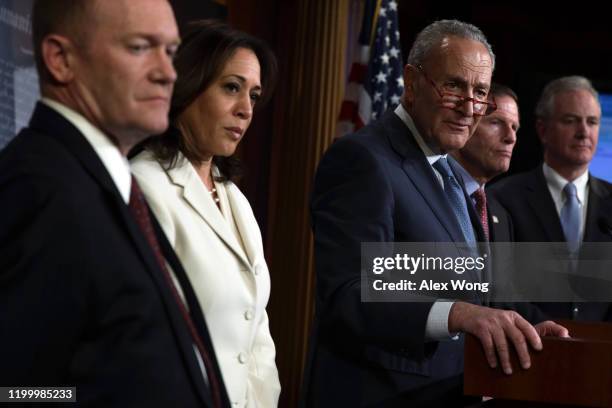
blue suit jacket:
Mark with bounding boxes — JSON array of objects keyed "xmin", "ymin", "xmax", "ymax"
[{"xmin": 304, "ymin": 111, "xmax": 485, "ymax": 407}]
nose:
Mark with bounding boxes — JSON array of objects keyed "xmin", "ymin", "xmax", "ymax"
[
  {"xmin": 235, "ymin": 92, "xmax": 253, "ymax": 121},
  {"xmin": 575, "ymin": 119, "xmax": 588, "ymax": 139},
  {"xmin": 455, "ymin": 95, "xmax": 475, "ymax": 117},
  {"xmin": 151, "ymin": 48, "xmax": 177, "ymax": 85},
  {"xmin": 503, "ymin": 126, "xmax": 517, "ymax": 145}
]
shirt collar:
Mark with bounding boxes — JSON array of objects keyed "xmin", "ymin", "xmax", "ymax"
[
  {"xmin": 542, "ymin": 162, "xmax": 589, "ymax": 205},
  {"xmin": 41, "ymin": 97, "xmax": 132, "ymax": 203},
  {"xmin": 394, "ymin": 103, "xmax": 444, "ymax": 165},
  {"xmin": 449, "ymin": 156, "xmax": 482, "ymax": 197}
]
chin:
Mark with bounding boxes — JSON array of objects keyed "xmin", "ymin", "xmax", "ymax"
[
  {"xmin": 222, "ymin": 142, "xmax": 240, "ymax": 156},
  {"xmin": 142, "ymin": 121, "xmax": 170, "ymax": 136},
  {"xmin": 495, "ymin": 165, "xmax": 509, "ymax": 175}
]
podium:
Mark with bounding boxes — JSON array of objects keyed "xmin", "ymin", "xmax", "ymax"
[{"xmin": 464, "ymin": 320, "xmax": 612, "ymax": 407}]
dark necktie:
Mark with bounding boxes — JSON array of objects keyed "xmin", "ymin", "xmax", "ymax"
[
  {"xmin": 472, "ymin": 188, "xmax": 489, "ymax": 241},
  {"xmin": 433, "ymin": 157, "xmax": 476, "ymax": 243},
  {"xmin": 129, "ymin": 177, "xmax": 222, "ymax": 408}
]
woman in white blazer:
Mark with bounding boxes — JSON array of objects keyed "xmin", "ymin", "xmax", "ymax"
[{"xmin": 131, "ymin": 20, "xmax": 280, "ymax": 407}]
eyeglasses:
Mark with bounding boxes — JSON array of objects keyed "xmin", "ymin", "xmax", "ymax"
[{"xmin": 416, "ymin": 64, "xmax": 497, "ymax": 116}]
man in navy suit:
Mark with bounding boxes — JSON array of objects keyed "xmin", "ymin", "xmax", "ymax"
[
  {"xmin": 451, "ymin": 83, "xmax": 520, "ymax": 243},
  {"xmin": 491, "ymin": 76, "xmax": 612, "ymax": 323},
  {"xmin": 450, "ymin": 84, "xmax": 543, "ymax": 317},
  {"xmin": 305, "ymin": 20, "xmax": 565, "ymax": 407},
  {"xmin": 0, "ymin": 1, "xmax": 228, "ymax": 406}
]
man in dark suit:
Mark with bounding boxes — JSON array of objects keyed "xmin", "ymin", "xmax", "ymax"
[
  {"xmin": 491, "ymin": 76, "xmax": 612, "ymax": 322},
  {"xmin": 450, "ymin": 84, "xmax": 542, "ymax": 315},
  {"xmin": 451, "ymin": 83, "xmax": 520, "ymax": 243},
  {"xmin": 305, "ymin": 20, "xmax": 564, "ymax": 407},
  {"xmin": 0, "ymin": 1, "xmax": 229, "ymax": 406}
]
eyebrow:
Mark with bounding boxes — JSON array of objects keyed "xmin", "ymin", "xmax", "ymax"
[
  {"xmin": 124, "ymin": 33, "xmax": 181, "ymax": 46},
  {"xmin": 561, "ymin": 113, "xmax": 600, "ymax": 120},
  {"xmin": 446, "ymin": 75, "xmax": 489, "ymax": 91}
]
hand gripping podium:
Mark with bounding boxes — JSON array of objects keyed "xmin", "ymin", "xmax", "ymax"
[{"xmin": 464, "ymin": 320, "xmax": 612, "ymax": 407}]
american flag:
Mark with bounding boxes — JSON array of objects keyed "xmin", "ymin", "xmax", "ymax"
[{"xmin": 336, "ymin": 0, "xmax": 403, "ymax": 138}]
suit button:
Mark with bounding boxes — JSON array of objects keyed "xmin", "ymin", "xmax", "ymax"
[
  {"xmin": 238, "ymin": 352, "xmax": 248, "ymax": 364},
  {"xmin": 573, "ymin": 306, "xmax": 579, "ymax": 317},
  {"xmin": 244, "ymin": 310, "xmax": 254, "ymax": 320},
  {"xmin": 254, "ymin": 266, "xmax": 261, "ymax": 276}
]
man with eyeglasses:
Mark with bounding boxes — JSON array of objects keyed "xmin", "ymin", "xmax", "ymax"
[
  {"xmin": 491, "ymin": 76, "xmax": 612, "ymax": 323},
  {"xmin": 305, "ymin": 20, "xmax": 566, "ymax": 407}
]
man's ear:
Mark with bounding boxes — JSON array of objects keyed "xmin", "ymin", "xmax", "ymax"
[
  {"xmin": 402, "ymin": 64, "xmax": 417, "ymax": 106},
  {"xmin": 41, "ymin": 34, "xmax": 76, "ymax": 84}
]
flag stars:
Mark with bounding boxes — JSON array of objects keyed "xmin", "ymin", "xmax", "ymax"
[{"xmin": 349, "ymin": 0, "xmax": 402, "ymax": 126}]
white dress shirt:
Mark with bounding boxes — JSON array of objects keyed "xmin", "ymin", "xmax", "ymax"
[{"xmin": 41, "ymin": 98, "xmax": 131, "ymax": 203}]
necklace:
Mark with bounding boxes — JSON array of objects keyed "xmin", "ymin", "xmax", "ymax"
[{"xmin": 206, "ymin": 183, "xmax": 220, "ymax": 203}]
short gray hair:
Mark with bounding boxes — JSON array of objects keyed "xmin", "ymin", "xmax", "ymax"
[
  {"xmin": 535, "ymin": 76, "xmax": 600, "ymax": 119},
  {"xmin": 407, "ymin": 19, "xmax": 495, "ymax": 71}
]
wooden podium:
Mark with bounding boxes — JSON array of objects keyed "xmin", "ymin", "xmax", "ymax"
[{"xmin": 464, "ymin": 320, "xmax": 612, "ymax": 407}]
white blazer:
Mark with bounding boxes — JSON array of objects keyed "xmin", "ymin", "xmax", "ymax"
[{"xmin": 131, "ymin": 150, "xmax": 280, "ymax": 407}]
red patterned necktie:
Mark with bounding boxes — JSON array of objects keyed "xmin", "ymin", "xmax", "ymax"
[
  {"xmin": 472, "ymin": 188, "xmax": 489, "ymax": 241},
  {"xmin": 128, "ymin": 177, "xmax": 222, "ymax": 408}
]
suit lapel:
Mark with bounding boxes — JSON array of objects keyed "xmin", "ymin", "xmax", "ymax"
[
  {"xmin": 448, "ymin": 157, "xmax": 487, "ymax": 243},
  {"xmin": 117, "ymin": 201, "xmax": 214, "ymax": 407},
  {"xmin": 584, "ymin": 175, "xmax": 612, "ymax": 241},
  {"xmin": 225, "ymin": 184, "xmax": 258, "ymax": 266},
  {"xmin": 29, "ymin": 103, "xmax": 213, "ymax": 406},
  {"xmin": 486, "ymin": 192, "xmax": 510, "ymax": 242},
  {"xmin": 166, "ymin": 157, "xmax": 251, "ymax": 268},
  {"xmin": 382, "ymin": 112, "xmax": 466, "ymax": 243},
  {"xmin": 153, "ymin": 214, "xmax": 229, "ymax": 407},
  {"xmin": 525, "ymin": 167, "xmax": 566, "ymax": 242}
]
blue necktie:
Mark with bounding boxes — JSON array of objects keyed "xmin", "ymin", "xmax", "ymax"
[
  {"xmin": 560, "ymin": 182, "xmax": 581, "ymax": 253},
  {"xmin": 433, "ymin": 157, "xmax": 476, "ymax": 243}
]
